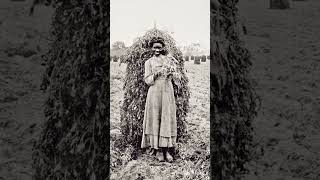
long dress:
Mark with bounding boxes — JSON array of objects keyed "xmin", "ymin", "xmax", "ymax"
[{"xmin": 141, "ymin": 54, "xmax": 178, "ymax": 149}]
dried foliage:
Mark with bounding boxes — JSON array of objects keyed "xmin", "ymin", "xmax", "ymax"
[
  {"xmin": 31, "ymin": 0, "xmax": 110, "ymax": 179},
  {"xmin": 211, "ymin": 0, "xmax": 259, "ymax": 179},
  {"xmin": 201, "ymin": 55, "xmax": 207, "ymax": 62},
  {"xmin": 270, "ymin": 0, "xmax": 290, "ymax": 9},
  {"xmin": 119, "ymin": 29, "xmax": 191, "ymax": 156}
]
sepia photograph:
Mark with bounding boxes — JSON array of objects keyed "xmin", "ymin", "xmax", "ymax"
[
  {"xmin": 0, "ymin": 0, "xmax": 320, "ymax": 179},
  {"xmin": 110, "ymin": 0, "xmax": 210, "ymax": 179}
]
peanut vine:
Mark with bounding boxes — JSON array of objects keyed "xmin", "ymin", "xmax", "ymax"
[
  {"xmin": 211, "ymin": 0, "xmax": 259, "ymax": 179},
  {"xmin": 31, "ymin": 0, "xmax": 110, "ymax": 179}
]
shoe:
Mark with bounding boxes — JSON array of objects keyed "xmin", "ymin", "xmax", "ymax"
[
  {"xmin": 156, "ymin": 151, "xmax": 165, "ymax": 162},
  {"xmin": 148, "ymin": 148, "xmax": 155, "ymax": 156},
  {"xmin": 166, "ymin": 151, "xmax": 173, "ymax": 163}
]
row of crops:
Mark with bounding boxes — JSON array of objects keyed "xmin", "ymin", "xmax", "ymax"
[
  {"xmin": 185, "ymin": 55, "xmax": 210, "ymax": 64},
  {"xmin": 110, "ymin": 55, "xmax": 210, "ymax": 64}
]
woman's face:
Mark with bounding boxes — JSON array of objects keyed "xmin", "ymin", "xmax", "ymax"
[{"xmin": 152, "ymin": 43, "xmax": 164, "ymax": 56}]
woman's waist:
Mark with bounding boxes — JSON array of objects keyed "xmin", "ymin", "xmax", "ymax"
[
  {"xmin": 155, "ymin": 75, "xmax": 174, "ymax": 82},
  {"xmin": 152, "ymin": 77, "xmax": 173, "ymax": 86},
  {"xmin": 156, "ymin": 76, "xmax": 167, "ymax": 80}
]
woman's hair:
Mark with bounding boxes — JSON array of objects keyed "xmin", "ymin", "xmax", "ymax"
[
  {"xmin": 148, "ymin": 37, "xmax": 168, "ymax": 55},
  {"xmin": 149, "ymin": 37, "xmax": 165, "ymax": 48}
]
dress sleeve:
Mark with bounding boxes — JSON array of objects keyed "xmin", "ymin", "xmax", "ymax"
[{"xmin": 144, "ymin": 60, "xmax": 155, "ymax": 85}]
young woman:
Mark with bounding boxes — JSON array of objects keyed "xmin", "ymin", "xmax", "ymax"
[{"xmin": 141, "ymin": 38, "xmax": 181, "ymax": 162}]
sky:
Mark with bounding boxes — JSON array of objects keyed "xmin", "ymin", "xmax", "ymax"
[{"xmin": 110, "ymin": 0, "xmax": 210, "ymax": 51}]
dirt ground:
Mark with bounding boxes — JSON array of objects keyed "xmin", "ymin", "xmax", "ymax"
[
  {"xmin": 0, "ymin": 0, "xmax": 53, "ymax": 179},
  {"xmin": 239, "ymin": 0, "xmax": 320, "ymax": 179},
  {"xmin": 0, "ymin": 0, "xmax": 320, "ymax": 179}
]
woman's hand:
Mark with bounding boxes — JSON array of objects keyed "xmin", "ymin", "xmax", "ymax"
[{"xmin": 153, "ymin": 70, "xmax": 162, "ymax": 80}]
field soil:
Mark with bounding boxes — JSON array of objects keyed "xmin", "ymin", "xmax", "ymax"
[
  {"xmin": 0, "ymin": 0, "xmax": 53, "ymax": 180},
  {"xmin": 239, "ymin": 0, "xmax": 320, "ymax": 179}
]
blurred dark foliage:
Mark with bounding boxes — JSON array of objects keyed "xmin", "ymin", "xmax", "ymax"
[
  {"xmin": 211, "ymin": 0, "xmax": 260, "ymax": 179},
  {"xmin": 31, "ymin": 0, "xmax": 110, "ymax": 179}
]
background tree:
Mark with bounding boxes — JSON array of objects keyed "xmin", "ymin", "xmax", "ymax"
[
  {"xmin": 182, "ymin": 43, "xmax": 203, "ymax": 57},
  {"xmin": 111, "ymin": 41, "xmax": 126, "ymax": 50}
]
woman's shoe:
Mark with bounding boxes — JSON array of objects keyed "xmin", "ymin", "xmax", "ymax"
[
  {"xmin": 147, "ymin": 148, "xmax": 155, "ymax": 156},
  {"xmin": 166, "ymin": 151, "xmax": 173, "ymax": 163},
  {"xmin": 156, "ymin": 150, "xmax": 165, "ymax": 162}
]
